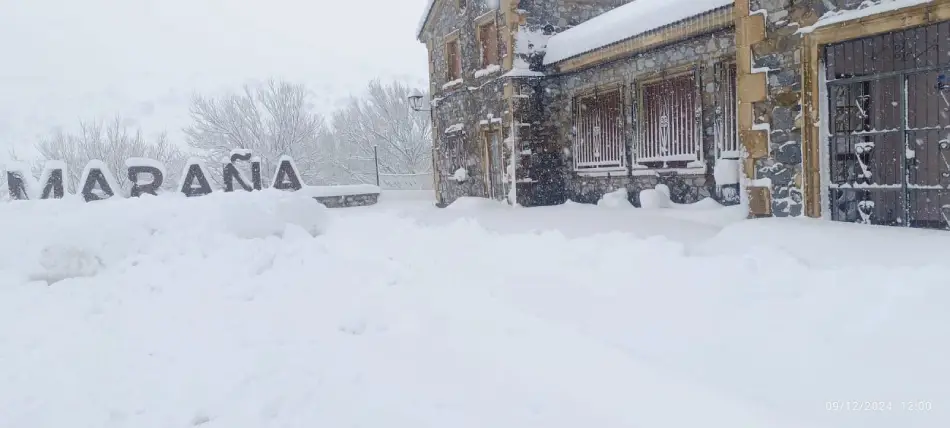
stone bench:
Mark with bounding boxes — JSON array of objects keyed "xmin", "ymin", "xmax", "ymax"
[{"xmin": 301, "ymin": 184, "xmax": 381, "ymax": 208}]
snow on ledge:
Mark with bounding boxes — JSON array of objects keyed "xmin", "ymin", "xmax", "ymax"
[
  {"xmin": 544, "ymin": 0, "xmax": 733, "ymax": 65},
  {"xmin": 445, "ymin": 123, "xmax": 464, "ymax": 134},
  {"xmin": 474, "ymin": 64, "xmax": 501, "ymax": 78},
  {"xmin": 297, "ymin": 184, "xmax": 381, "ymax": 198},
  {"xmin": 502, "ymin": 68, "xmax": 546, "ymax": 78},
  {"xmin": 442, "ymin": 78, "xmax": 464, "ymax": 90},
  {"xmin": 450, "ymin": 167, "xmax": 469, "ymax": 182},
  {"xmin": 797, "ymin": 0, "xmax": 932, "ymax": 34}
]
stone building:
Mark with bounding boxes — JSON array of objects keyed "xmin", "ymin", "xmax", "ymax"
[{"xmin": 417, "ymin": 0, "xmax": 950, "ymax": 231}]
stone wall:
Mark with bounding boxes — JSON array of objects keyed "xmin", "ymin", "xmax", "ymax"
[
  {"xmin": 430, "ymin": 79, "xmax": 509, "ymax": 206},
  {"xmin": 510, "ymin": 0, "xmax": 633, "ymax": 72},
  {"xmin": 422, "ymin": 0, "xmax": 511, "ymax": 206},
  {"xmin": 418, "ymin": 0, "xmax": 642, "ymax": 207},
  {"xmin": 520, "ymin": 0, "xmax": 632, "ymax": 33},
  {"xmin": 536, "ymin": 29, "xmax": 738, "ymax": 206},
  {"xmin": 741, "ymin": 0, "xmax": 870, "ymax": 217}
]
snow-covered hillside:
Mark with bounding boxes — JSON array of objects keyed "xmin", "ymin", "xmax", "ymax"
[{"xmin": 0, "ymin": 190, "xmax": 946, "ymax": 428}]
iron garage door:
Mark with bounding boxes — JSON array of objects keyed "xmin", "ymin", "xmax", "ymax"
[{"xmin": 825, "ymin": 20, "xmax": 950, "ymax": 230}]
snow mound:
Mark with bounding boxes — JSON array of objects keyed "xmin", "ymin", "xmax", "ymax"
[
  {"xmin": 673, "ymin": 197, "xmax": 724, "ymax": 210},
  {"xmin": 2, "ymin": 189, "xmax": 948, "ymax": 428},
  {"xmin": 32, "ymin": 244, "xmax": 104, "ymax": 284},
  {"xmin": 445, "ymin": 196, "xmax": 508, "ymax": 210},
  {"xmin": 639, "ymin": 184, "xmax": 671, "ymax": 209},
  {"xmin": 220, "ymin": 190, "xmax": 329, "ymax": 239},
  {"xmin": 713, "ymin": 158, "xmax": 740, "ymax": 185},
  {"xmin": 0, "ymin": 190, "xmax": 329, "ymax": 284},
  {"xmin": 639, "ymin": 185, "xmax": 724, "ymax": 210},
  {"xmin": 597, "ymin": 188, "xmax": 632, "ymax": 208},
  {"xmin": 696, "ymin": 216, "xmax": 950, "ymax": 268}
]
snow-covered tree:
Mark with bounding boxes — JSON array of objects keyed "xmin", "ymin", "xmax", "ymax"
[
  {"xmin": 330, "ymin": 80, "xmax": 432, "ymax": 188},
  {"xmin": 27, "ymin": 117, "xmax": 187, "ymax": 193},
  {"xmin": 184, "ymin": 79, "xmax": 337, "ymax": 185}
]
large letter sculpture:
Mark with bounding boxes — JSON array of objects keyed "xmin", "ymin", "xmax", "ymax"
[
  {"xmin": 223, "ymin": 150, "xmax": 263, "ymax": 192},
  {"xmin": 179, "ymin": 159, "xmax": 214, "ymax": 197},
  {"xmin": 79, "ymin": 161, "xmax": 121, "ymax": 202}
]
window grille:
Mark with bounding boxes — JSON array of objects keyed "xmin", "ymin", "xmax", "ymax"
[{"xmin": 572, "ymin": 87, "xmax": 626, "ymax": 170}]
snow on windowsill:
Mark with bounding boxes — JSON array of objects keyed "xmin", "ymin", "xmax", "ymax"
[
  {"xmin": 474, "ymin": 64, "xmax": 502, "ymax": 78},
  {"xmin": 502, "ymin": 68, "xmax": 545, "ymax": 78},
  {"xmin": 631, "ymin": 165, "xmax": 707, "ymax": 177},
  {"xmin": 574, "ymin": 167, "xmax": 627, "ymax": 177},
  {"xmin": 442, "ymin": 79, "xmax": 464, "ymax": 90},
  {"xmin": 797, "ymin": 0, "xmax": 932, "ymax": 34}
]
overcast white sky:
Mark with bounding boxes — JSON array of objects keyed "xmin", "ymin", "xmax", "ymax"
[{"xmin": 0, "ymin": 0, "xmax": 430, "ymax": 160}]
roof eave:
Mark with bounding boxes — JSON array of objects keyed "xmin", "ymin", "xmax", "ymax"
[{"xmin": 416, "ymin": 0, "xmax": 439, "ymax": 42}]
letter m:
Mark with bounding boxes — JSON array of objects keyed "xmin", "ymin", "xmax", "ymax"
[{"xmin": 6, "ymin": 162, "xmax": 68, "ymax": 200}]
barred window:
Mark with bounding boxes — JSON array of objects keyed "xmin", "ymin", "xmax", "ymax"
[
  {"xmin": 716, "ymin": 63, "xmax": 739, "ymax": 158},
  {"xmin": 636, "ymin": 72, "xmax": 702, "ymax": 166},
  {"xmin": 572, "ymin": 88, "xmax": 625, "ymax": 170}
]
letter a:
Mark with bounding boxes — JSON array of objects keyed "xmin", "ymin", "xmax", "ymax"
[{"xmin": 271, "ymin": 156, "xmax": 303, "ymax": 191}]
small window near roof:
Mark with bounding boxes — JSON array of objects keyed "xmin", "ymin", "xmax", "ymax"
[
  {"xmin": 446, "ymin": 38, "xmax": 462, "ymax": 81},
  {"xmin": 477, "ymin": 21, "xmax": 499, "ymax": 68}
]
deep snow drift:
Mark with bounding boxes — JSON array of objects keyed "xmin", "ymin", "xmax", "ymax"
[{"xmin": 0, "ymin": 190, "xmax": 947, "ymax": 428}]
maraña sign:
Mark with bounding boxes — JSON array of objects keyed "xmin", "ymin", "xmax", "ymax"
[{"xmin": 4, "ymin": 150, "xmax": 306, "ymax": 202}]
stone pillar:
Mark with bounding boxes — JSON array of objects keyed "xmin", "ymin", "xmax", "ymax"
[
  {"xmin": 737, "ymin": 0, "xmax": 814, "ymax": 218},
  {"xmin": 504, "ymin": 76, "xmax": 544, "ymax": 206},
  {"xmin": 734, "ymin": 0, "xmax": 771, "ymax": 216}
]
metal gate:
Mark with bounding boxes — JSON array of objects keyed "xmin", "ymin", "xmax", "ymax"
[
  {"xmin": 484, "ymin": 130, "xmax": 507, "ymax": 200},
  {"xmin": 825, "ymin": 20, "xmax": 950, "ymax": 230}
]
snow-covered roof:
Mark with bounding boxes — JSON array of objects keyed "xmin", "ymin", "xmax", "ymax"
[
  {"xmin": 417, "ymin": 0, "xmax": 500, "ymax": 40},
  {"xmin": 416, "ymin": 0, "xmax": 437, "ymax": 40},
  {"xmin": 544, "ymin": 0, "xmax": 734, "ymax": 65},
  {"xmin": 797, "ymin": 0, "xmax": 932, "ymax": 34}
]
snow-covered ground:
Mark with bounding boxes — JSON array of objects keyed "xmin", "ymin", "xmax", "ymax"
[{"xmin": 0, "ymin": 189, "xmax": 947, "ymax": 428}]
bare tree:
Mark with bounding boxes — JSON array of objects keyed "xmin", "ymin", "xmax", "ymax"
[
  {"xmin": 26, "ymin": 117, "xmax": 187, "ymax": 193},
  {"xmin": 184, "ymin": 79, "xmax": 337, "ymax": 185},
  {"xmin": 331, "ymin": 80, "xmax": 432, "ymax": 188}
]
